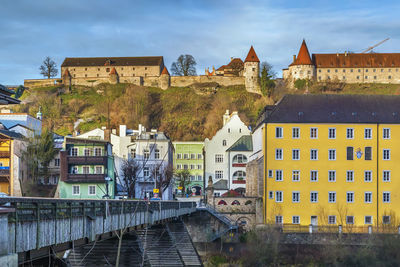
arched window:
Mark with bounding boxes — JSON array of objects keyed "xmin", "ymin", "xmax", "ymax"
[
  {"xmin": 233, "ymin": 154, "xmax": 247, "ymax": 164},
  {"xmin": 222, "ymin": 140, "xmax": 227, "ymax": 146},
  {"xmin": 218, "ymin": 200, "xmax": 227, "ymax": 205},
  {"xmin": 233, "ymin": 171, "xmax": 246, "ymax": 180},
  {"xmin": 231, "ymin": 200, "xmax": 240, "ymax": 205},
  {"xmin": 245, "ymin": 200, "xmax": 253, "ymax": 205}
]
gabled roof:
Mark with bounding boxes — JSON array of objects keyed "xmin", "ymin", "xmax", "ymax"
[
  {"xmin": 61, "ymin": 56, "xmax": 164, "ymax": 67},
  {"xmin": 265, "ymin": 94, "xmax": 400, "ymax": 124},
  {"xmin": 110, "ymin": 67, "xmax": 117, "ymax": 75},
  {"xmin": 161, "ymin": 66, "xmax": 170, "ymax": 75},
  {"xmin": 226, "ymin": 135, "xmax": 253, "ymax": 152},
  {"xmin": 213, "ymin": 179, "xmax": 228, "ymax": 190},
  {"xmin": 290, "ymin": 40, "xmax": 313, "ymax": 66},
  {"xmin": 0, "ymin": 129, "xmax": 23, "ymax": 139},
  {"xmin": 244, "ymin": 46, "xmax": 260, "ymax": 63},
  {"xmin": 313, "ymin": 53, "xmax": 400, "ymax": 68}
]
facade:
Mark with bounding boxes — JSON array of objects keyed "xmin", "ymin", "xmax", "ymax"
[
  {"xmin": 283, "ymin": 40, "xmax": 400, "ymax": 86},
  {"xmin": 262, "ymin": 94, "xmax": 400, "ymax": 228},
  {"xmin": 78, "ymin": 124, "xmax": 174, "ymax": 200},
  {"xmin": 58, "ymin": 137, "xmax": 115, "ymax": 199},
  {"xmin": 204, "ymin": 110, "xmax": 251, "ymax": 196},
  {"xmin": 0, "ymin": 111, "xmax": 41, "ymax": 135},
  {"xmin": 173, "ymin": 142, "xmax": 204, "ymax": 196}
]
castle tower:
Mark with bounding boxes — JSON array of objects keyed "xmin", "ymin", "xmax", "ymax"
[
  {"xmin": 244, "ymin": 46, "xmax": 261, "ymax": 94},
  {"xmin": 109, "ymin": 67, "xmax": 119, "ymax": 84},
  {"xmin": 62, "ymin": 69, "xmax": 72, "ymax": 87},
  {"xmin": 159, "ymin": 66, "xmax": 170, "ymax": 90},
  {"xmin": 288, "ymin": 39, "xmax": 316, "ymax": 82}
]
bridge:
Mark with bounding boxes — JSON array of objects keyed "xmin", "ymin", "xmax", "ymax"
[{"xmin": 0, "ymin": 197, "xmax": 197, "ymax": 266}]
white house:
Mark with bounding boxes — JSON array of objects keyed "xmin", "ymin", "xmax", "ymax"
[{"xmin": 204, "ymin": 110, "xmax": 251, "ymax": 196}]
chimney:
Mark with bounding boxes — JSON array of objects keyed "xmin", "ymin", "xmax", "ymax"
[
  {"xmin": 345, "ymin": 51, "xmax": 348, "ymax": 56},
  {"xmin": 293, "ymin": 55, "xmax": 296, "ymax": 62},
  {"xmin": 119, "ymin": 125, "xmax": 127, "ymax": 137},
  {"xmin": 101, "ymin": 126, "xmax": 106, "ymax": 130},
  {"xmin": 336, "ymin": 53, "xmax": 339, "ymax": 57},
  {"xmin": 223, "ymin": 110, "xmax": 230, "ymax": 126},
  {"xmin": 104, "ymin": 129, "xmax": 111, "ymax": 142}
]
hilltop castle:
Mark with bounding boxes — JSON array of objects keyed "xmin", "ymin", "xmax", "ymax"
[
  {"xmin": 283, "ymin": 40, "xmax": 400, "ymax": 86},
  {"xmin": 24, "ymin": 47, "xmax": 261, "ymax": 94}
]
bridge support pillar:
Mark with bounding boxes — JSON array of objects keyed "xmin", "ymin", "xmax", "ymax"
[{"xmin": 0, "ymin": 208, "xmax": 17, "ymax": 267}]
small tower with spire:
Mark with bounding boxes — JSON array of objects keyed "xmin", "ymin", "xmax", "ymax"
[
  {"xmin": 159, "ymin": 66, "xmax": 170, "ymax": 90},
  {"xmin": 288, "ymin": 39, "xmax": 316, "ymax": 84},
  {"xmin": 244, "ymin": 46, "xmax": 261, "ymax": 94}
]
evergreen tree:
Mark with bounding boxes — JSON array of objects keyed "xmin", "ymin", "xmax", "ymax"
[{"xmin": 260, "ymin": 61, "xmax": 276, "ymax": 97}]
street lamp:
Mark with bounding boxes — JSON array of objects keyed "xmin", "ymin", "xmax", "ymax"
[{"xmin": 103, "ymin": 176, "xmax": 112, "ymax": 199}]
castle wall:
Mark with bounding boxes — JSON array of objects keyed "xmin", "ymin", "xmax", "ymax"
[
  {"xmin": 316, "ymin": 67, "xmax": 400, "ymax": 84},
  {"xmin": 24, "ymin": 79, "xmax": 60, "ymax": 88},
  {"xmin": 170, "ymin": 75, "xmax": 244, "ymax": 87},
  {"xmin": 69, "ymin": 76, "xmax": 143, "ymax": 86}
]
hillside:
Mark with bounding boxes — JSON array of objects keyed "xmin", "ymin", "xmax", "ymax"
[{"xmin": 15, "ymin": 84, "xmax": 272, "ymax": 141}]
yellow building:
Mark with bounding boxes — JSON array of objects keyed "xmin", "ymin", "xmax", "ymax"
[{"xmin": 263, "ymin": 94, "xmax": 400, "ymax": 229}]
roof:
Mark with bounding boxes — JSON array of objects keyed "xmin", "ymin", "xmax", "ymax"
[
  {"xmin": 226, "ymin": 135, "xmax": 253, "ymax": 152},
  {"xmin": 0, "ymin": 85, "xmax": 20, "ymax": 105},
  {"xmin": 0, "ymin": 130, "xmax": 23, "ymax": 139},
  {"xmin": 61, "ymin": 56, "xmax": 164, "ymax": 67},
  {"xmin": 244, "ymin": 46, "xmax": 260, "ymax": 63},
  {"xmin": 265, "ymin": 94, "xmax": 400, "ymax": 124},
  {"xmin": 161, "ymin": 66, "xmax": 170, "ymax": 75},
  {"xmin": 65, "ymin": 136, "xmax": 110, "ymax": 145},
  {"xmin": 221, "ymin": 190, "xmax": 241, "ymax": 197},
  {"xmin": 213, "ymin": 180, "xmax": 228, "ymax": 190},
  {"xmin": 290, "ymin": 40, "xmax": 313, "ymax": 66},
  {"xmin": 110, "ymin": 67, "xmax": 117, "ymax": 75},
  {"xmin": 313, "ymin": 53, "xmax": 400, "ymax": 68}
]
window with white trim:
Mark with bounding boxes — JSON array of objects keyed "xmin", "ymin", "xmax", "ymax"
[
  {"xmin": 276, "ymin": 127, "xmax": 283, "ymax": 138},
  {"xmin": 365, "ymin": 216, "xmax": 372, "ymax": 224},
  {"xmin": 310, "ymin": 149, "xmax": 318, "ymax": 160},
  {"xmin": 328, "ymin": 128, "xmax": 336, "ymax": 139},
  {"xmin": 310, "ymin": 192, "xmax": 318, "ymax": 203},
  {"xmin": 154, "ymin": 149, "xmax": 160, "ymax": 159},
  {"xmin": 310, "ymin": 128, "xmax": 318, "ymax": 139},
  {"xmin": 215, "ymin": 171, "xmax": 223, "ymax": 179},
  {"xmin": 177, "ymin": 153, "xmax": 182, "ymax": 159},
  {"xmin": 176, "ymin": 164, "xmax": 182, "ymax": 170},
  {"xmin": 143, "ymin": 167, "xmax": 150, "ymax": 177},
  {"xmin": 88, "ymin": 185, "xmax": 96, "ymax": 195},
  {"xmin": 346, "ymin": 128, "xmax": 354, "ymax": 139},
  {"xmin": 364, "ymin": 128, "xmax": 372, "ymax": 139},
  {"xmin": 94, "ymin": 147, "xmax": 102, "ymax": 156},
  {"xmin": 197, "ymin": 164, "xmax": 202, "ymax": 170},
  {"xmin": 292, "ymin": 170, "xmax": 300, "ymax": 181},
  {"xmin": 292, "ymin": 127, "xmax": 300, "ymax": 139},
  {"xmin": 71, "ymin": 147, "xmax": 78, "ymax": 156},
  {"xmin": 72, "ymin": 185, "xmax": 80, "ymax": 195},
  {"xmin": 383, "ymin": 192, "xmax": 391, "ymax": 203},
  {"xmin": 383, "ymin": 170, "xmax": 391, "ymax": 182},
  {"xmin": 328, "ymin": 192, "xmax": 336, "ymax": 203},
  {"xmin": 346, "ymin": 216, "xmax": 354, "ymax": 224},
  {"xmin": 365, "ymin": 192, "xmax": 372, "ymax": 203},
  {"xmin": 347, "ymin": 192, "xmax": 354, "ymax": 203},
  {"xmin": 383, "ymin": 149, "xmax": 390, "ymax": 160},
  {"xmin": 275, "ymin": 215, "xmax": 283, "ymax": 224},
  {"xmin": 144, "ymin": 149, "xmax": 150, "ymax": 159},
  {"xmin": 183, "ymin": 164, "xmax": 188, "ymax": 170},
  {"xmin": 346, "ymin": 171, "xmax": 354, "ymax": 182},
  {"xmin": 328, "ymin": 149, "xmax": 336, "ymax": 160},
  {"xmin": 292, "ymin": 216, "xmax": 300, "ymax": 224},
  {"xmin": 292, "ymin": 192, "xmax": 300, "ymax": 203},
  {"xmin": 82, "ymin": 166, "xmax": 90, "ymax": 174},
  {"xmin": 328, "ymin": 170, "xmax": 336, "ymax": 182},
  {"xmin": 310, "ymin": 170, "xmax": 318, "ymax": 182},
  {"xmin": 184, "ymin": 153, "xmax": 189, "ymax": 159},
  {"xmin": 383, "ymin": 128, "xmax": 391, "ymax": 139},
  {"xmin": 328, "ymin": 215, "xmax": 336, "ymax": 224},
  {"xmin": 275, "ymin": 191, "xmax": 283, "ymax": 202},
  {"xmin": 275, "ymin": 170, "xmax": 283, "ymax": 181},
  {"xmin": 292, "ymin": 149, "xmax": 300, "ymax": 160},
  {"xmin": 84, "ymin": 148, "xmax": 93, "ymax": 156},
  {"xmin": 275, "ymin": 149, "xmax": 283, "ymax": 160},
  {"xmin": 215, "ymin": 154, "xmax": 224, "ymax": 163},
  {"xmin": 95, "ymin": 166, "xmax": 103, "ymax": 174},
  {"xmin": 364, "ymin": 171, "xmax": 372, "ymax": 182}
]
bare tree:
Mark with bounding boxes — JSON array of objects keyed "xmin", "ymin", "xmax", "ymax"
[
  {"xmin": 152, "ymin": 164, "xmax": 174, "ymax": 198},
  {"xmin": 171, "ymin": 55, "xmax": 197, "ymax": 76},
  {"xmin": 39, "ymin": 57, "xmax": 58, "ymax": 79},
  {"xmin": 175, "ymin": 169, "xmax": 191, "ymax": 196},
  {"xmin": 121, "ymin": 158, "xmax": 140, "ymax": 198}
]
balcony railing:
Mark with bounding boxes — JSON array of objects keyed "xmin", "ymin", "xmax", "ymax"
[
  {"xmin": 232, "ymin": 163, "xmax": 246, "ymax": 167},
  {"xmin": 66, "ymin": 173, "xmax": 106, "ymax": 183},
  {"xmin": 67, "ymin": 156, "xmax": 107, "ymax": 165},
  {"xmin": 0, "ymin": 168, "xmax": 10, "ymax": 176},
  {"xmin": 232, "ymin": 179, "xmax": 246, "ymax": 184}
]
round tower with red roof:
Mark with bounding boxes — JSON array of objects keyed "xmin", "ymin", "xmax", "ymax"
[
  {"xmin": 244, "ymin": 46, "xmax": 260, "ymax": 93},
  {"xmin": 287, "ymin": 39, "xmax": 316, "ymax": 84},
  {"xmin": 159, "ymin": 66, "xmax": 170, "ymax": 90}
]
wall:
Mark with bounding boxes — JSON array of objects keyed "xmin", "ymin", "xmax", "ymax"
[
  {"xmin": 316, "ymin": 67, "xmax": 400, "ymax": 84},
  {"xmin": 59, "ymin": 181, "xmax": 112, "ymax": 199},
  {"xmin": 170, "ymin": 75, "xmax": 244, "ymax": 88},
  {"xmin": 24, "ymin": 79, "xmax": 60, "ymax": 89}
]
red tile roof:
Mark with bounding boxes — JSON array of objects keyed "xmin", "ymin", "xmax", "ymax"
[
  {"xmin": 244, "ymin": 46, "xmax": 260, "ymax": 62},
  {"xmin": 161, "ymin": 66, "xmax": 170, "ymax": 75},
  {"xmin": 290, "ymin": 40, "xmax": 313, "ymax": 66},
  {"xmin": 313, "ymin": 53, "xmax": 400, "ymax": 68},
  {"xmin": 61, "ymin": 56, "xmax": 164, "ymax": 67}
]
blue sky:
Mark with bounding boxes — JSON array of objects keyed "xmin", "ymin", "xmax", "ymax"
[{"xmin": 1, "ymin": 0, "xmax": 399, "ymax": 84}]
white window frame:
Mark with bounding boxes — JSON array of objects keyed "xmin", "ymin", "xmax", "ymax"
[
  {"xmin": 383, "ymin": 149, "xmax": 391, "ymax": 160},
  {"xmin": 346, "ymin": 170, "xmax": 354, "ymax": 182},
  {"xmin": 95, "ymin": 166, "xmax": 103, "ymax": 174},
  {"xmin": 310, "ymin": 191, "xmax": 318, "ymax": 203},
  {"xmin": 310, "ymin": 127, "xmax": 318, "ymax": 139},
  {"xmin": 275, "ymin": 170, "xmax": 283, "ymax": 181},
  {"xmin": 292, "ymin": 149, "xmax": 300, "ymax": 160},
  {"xmin": 88, "ymin": 185, "xmax": 96, "ymax": 196},
  {"xmin": 346, "ymin": 192, "xmax": 354, "ymax": 203},
  {"xmin": 292, "ymin": 127, "xmax": 300, "ymax": 139},
  {"xmin": 346, "ymin": 128, "xmax": 354, "ymax": 139},
  {"xmin": 310, "ymin": 149, "xmax": 318, "ymax": 160},
  {"xmin": 71, "ymin": 147, "xmax": 78, "ymax": 156},
  {"xmin": 276, "ymin": 127, "xmax": 283, "ymax": 138},
  {"xmin": 275, "ymin": 149, "xmax": 283, "ymax": 160},
  {"xmin": 328, "ymin": 128, "xmax": 336, "ymax": 139},
  {"xmin": 292, "ymin": 191, "xmax": 300, "ymax": 203},
  {"xmin": 143, "ymin": 167, "xmax": 150, "ymax": 177},
  {"xmin": 82, "ymin": 166, "xmax": 90, "ymax": 174},
  {"xmin": 383, "ymin": 128, "xmax": 391, "ymax": 139},
  {"xmin": 310, "ymin": 170, "xmax": 318, "ymax": 182},
  {"xmin": 275, "ymin": 191, "xmax": 283, "ymax": 202},
  {"xmin": 328, "ymin": 191, "xmax": 336, "ymax": 203},
  {"xmin": 215, "ymin": 154, "xmax": 224, "ymax": 163},
  {"xmin": 176, "ymin": 164, "xmax": 182, "ymax": 170},
  {"xmin": 383, "ymin": 170, "xmax": 391, "ymax": 182},
  {"xmin": 364, "ymin": 216, "xmax": 373, "ymax": 225},
  {"xmin": 328, "ymin": 215, "xmax": 336, "ymax": 224},
  {"xmin": 292, "ymin": 216, "xmax": 300, "ymax": 224},
  {"xmin": 72, "ymin": 185, "xmax": 80, "ymax": 196},
  {"xmin": 94, "ymin": 147, "xmax": 102, "ymax": 156},
  {"xmin": 383, "ymin": 192, "xmax": 391, "ymax": 203},
  {"xmin": 364, "ymin": 128, "xmax": 372, "ymax": 139},
  {"xmin": 328, "ymin": 149, "xmax": 336, "ymax": 161},
  {"xmin": 328, "ymin": 170, "xmax": 336, "ymax": 182},
  {"xmin": 177, "ymin": 153, "xmax": 182, "ymax": 159},
  {"xmin": 365, "ymin": 192, "xmax": 372, "ymax": 203},
  {"xmin": 364, "ymin": 171, "xmax": 372, "ymax": 182},
  {"xmin": 215, "ymin": 170, "xmax": 223, "ymax": 179},
  {"xmin": 275, "ymin": 215, "xmax": 283, "ymax": 224}
]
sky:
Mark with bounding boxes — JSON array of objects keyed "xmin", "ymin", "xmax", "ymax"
[{"xmin": 1, "ymin": 0, "xmax": 400, "ymax": 85}]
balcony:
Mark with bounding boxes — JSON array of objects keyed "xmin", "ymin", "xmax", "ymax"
[
  {"xmin": 0, "ymin": 167, "xmax": 10, "ymax": 177},
  {"xmin": 232, "ymin": 163, "xmax": 246, "ymax": 167},
  {"xmin": 0, "ymin": 151, "xmax": 10, "ymax": 158},
  {"xmin": 67, "ymin": 156, "xmax": 107, "ymax": 165},
  {"xmin": 66, "ymin": 173, "xmax": 106, "ymax": 183}
]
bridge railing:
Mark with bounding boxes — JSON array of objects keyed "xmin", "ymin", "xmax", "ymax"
[{"xmin": 269, "ymin": 223, "xmax": 400, "ymax": 234}]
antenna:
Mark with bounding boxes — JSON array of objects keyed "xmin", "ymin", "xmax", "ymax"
[{"xmin": 361, "ymin": 38, "xmax": 390, "ymax": 53}]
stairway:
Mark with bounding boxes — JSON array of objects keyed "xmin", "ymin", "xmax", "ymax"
[
  {"xmin": 136, "ymin": 225, "xmax": 184, "ymax": 267},
  {"xmin": 167, "ymin": 220, "xmax": 203, "ymax": 267},
  {"xmin": 67, "ymin": 233, "xmax": 148, "ymax": 267}
]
